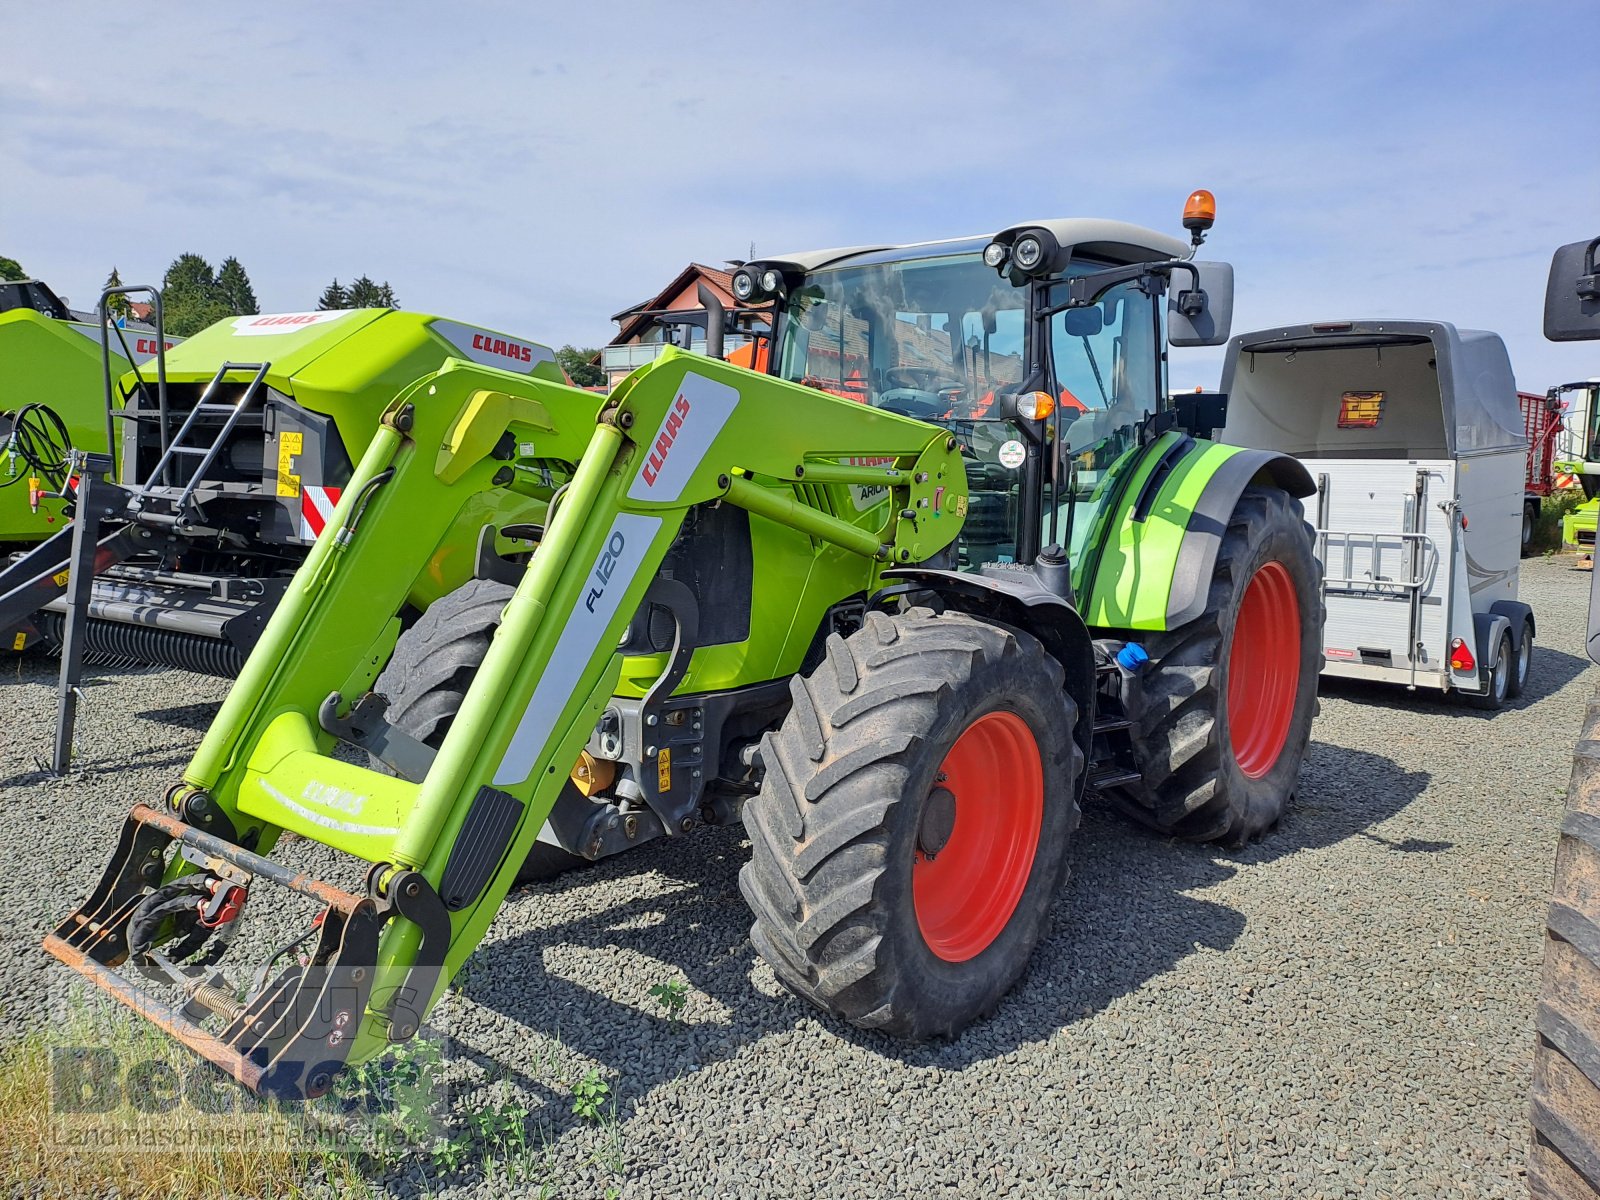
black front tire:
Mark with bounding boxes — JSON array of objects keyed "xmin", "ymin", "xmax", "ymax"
[
  {"xmin": 375, "ymin": 577, "xmax": 588, "ymax": 883},
  {"xmin": 1112, "ymin": 486, "xmax": 1323, "ymax": 848},
  {"xmin": 739, "ymin": 608, "xmax": 1083, "ymax": 1040}
]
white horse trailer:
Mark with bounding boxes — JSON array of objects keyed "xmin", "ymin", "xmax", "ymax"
[{"xmin": 1219, "ymin": 320, "xmax": 1535, "ymax": 708}]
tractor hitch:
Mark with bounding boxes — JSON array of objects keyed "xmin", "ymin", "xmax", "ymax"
[{"xmin": 41, "ymin": 802, "xmax": 449, "ymax": 1100}]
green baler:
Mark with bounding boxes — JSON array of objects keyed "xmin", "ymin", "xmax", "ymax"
[
  {"xmin": 0, "ymin": 307, "xmax": 565, "ymax": 673},
  {"xmin": 0, "ymin": 281, "xmax": 177, "ymax": 547}
]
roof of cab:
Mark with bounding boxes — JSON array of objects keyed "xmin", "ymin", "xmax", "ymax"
[{"xmin": 767, "ymin": 219, "xmax": 1187, "ymax": 273}]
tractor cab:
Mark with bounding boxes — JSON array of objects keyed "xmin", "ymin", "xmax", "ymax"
[{"xmin": 734, "ymin": 214, "xmax": 1232, "ymax": 585}]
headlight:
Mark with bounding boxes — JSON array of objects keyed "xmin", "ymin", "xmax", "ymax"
[
  {"xmin": 982, "ymin": 241, "xmax": 1009, "ymax": 269},
  {"xmin": 732, "ymin": 270, "xmax": 758, "ymax": 302},
  {"xmin": 760, "ymin": 269, "xmax": 783, "ymax": 294},
  {"xmin": 1012, "ymin": 234, "xmax": 1045, "ymax": 272}
]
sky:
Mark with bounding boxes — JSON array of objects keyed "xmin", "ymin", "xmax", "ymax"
[{"xmin": 3, "ymin": 1, "xmax": 1596, "ymax": 390}]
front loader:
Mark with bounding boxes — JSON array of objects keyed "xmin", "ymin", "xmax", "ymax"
[{"xmin": 48, "ymin": 197, "xmax": 1325, "ymax": 1097}]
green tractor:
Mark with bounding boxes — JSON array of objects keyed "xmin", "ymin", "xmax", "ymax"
[
  {"xmin": 0, "ymin": 279, "xmax": 178, "ymax": 549},
  {"xmin": 47, "ymin": 199, "xmax": 1324, "ymax": 1096}
]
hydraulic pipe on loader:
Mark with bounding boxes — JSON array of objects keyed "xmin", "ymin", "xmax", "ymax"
[{"xmin": 47, "ymin": 349, "xmax": 965, "ymax": 1098}]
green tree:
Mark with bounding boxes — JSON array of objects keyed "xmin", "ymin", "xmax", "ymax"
[
  {"xmin": 216, "ymin": 256, "xmax": 258, "ymax": 315},
  {"xmin": 557, "ymin": 345, "xmax": 604, "ymax": 388},
  {"xmin": 0, "ymin": 256, "xmax": 24, "ymax": 282},
  {"xmin": 317, "ymin": 279, "xmax": 349, "ymax": 310},
  {"xmin": 345, "ymin": 275, "xmax": 398, "ymax": 308},
  {"xmin": 161, "ymin": 253, "xmax": 232, "ymax": 336},
  {"xmin": 102, "ymin": 267, "xmax": 132, "ymax": 318}
]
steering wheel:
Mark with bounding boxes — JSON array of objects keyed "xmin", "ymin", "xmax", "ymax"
[{"xmin": 884, "ymin": 366, "xmax": 963, "ymax": 393}]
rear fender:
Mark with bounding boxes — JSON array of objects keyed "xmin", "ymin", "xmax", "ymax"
[
  {"xmin": 883, "ymin": 566, "xmax": 1096, "ymax": 795},
  {"xmin": 1081, "ymin": 440, "xmax": 1314, "ymax": 631}
]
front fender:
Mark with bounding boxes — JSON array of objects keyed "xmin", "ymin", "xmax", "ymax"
[{"xmin": 1081, "ymin": 440, "xmax": 1314, "ymax": 631}]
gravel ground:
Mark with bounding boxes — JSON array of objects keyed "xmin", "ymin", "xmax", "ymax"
[{"xmin": 1, "ymin": 554, "xmax": 1593, "ymax": 1198}]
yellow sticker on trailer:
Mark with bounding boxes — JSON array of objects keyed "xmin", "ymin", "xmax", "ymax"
[
  {"xmin": 1338, "ymin": 390, "xmax": 1385, "ymax": 429},
  {"xmin": 277, "ymin": 431, "xmax": 304, "ymax": 497},
  {"xmin": 11, "ymin": 633, "xmax": 25, "ymax": 651},
  {"xmin": 657, "ymin": 747, "xmax": 671, "ymax": 793}
]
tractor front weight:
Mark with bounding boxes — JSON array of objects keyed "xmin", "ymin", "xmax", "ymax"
[{"xmin": 46, "ymin": 349, "xmax": 966, "ymax": 1098}]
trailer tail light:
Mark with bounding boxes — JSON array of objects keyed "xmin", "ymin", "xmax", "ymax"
[{"xmin": 1449, "ymin": 638, "xmax": 1475, "ymax": 672}]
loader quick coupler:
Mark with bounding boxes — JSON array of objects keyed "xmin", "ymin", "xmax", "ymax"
[{"xmin": 42, "ymin": 801, "xmax": 450, "ymax": 1099}]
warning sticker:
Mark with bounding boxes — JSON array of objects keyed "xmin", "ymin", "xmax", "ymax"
[
  {"xmin": 11, "ymin": 633, "xmax": 24, "ymax": 651},
  {"xmin": 276, "ymin": 432, "xmax": 303, "ymax": 497},
  {"xmin": 1338, "ymin": 391, "xmax": 1385, "ymax": 429},
  {"xmin": 657, "ymin": 747, "xmax": 671, "ymax": 793}
]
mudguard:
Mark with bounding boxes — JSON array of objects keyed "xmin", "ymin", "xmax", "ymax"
[
  {"xmin": 883, "ymin": 565, "xmax": 1097, "ymax": 791},
  {"xmin": 1079, "ymin": 436, "xmax": 1314, "ymax": 631}
]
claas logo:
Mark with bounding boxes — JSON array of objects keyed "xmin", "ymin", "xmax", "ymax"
[
  {"xmin": 641, "ymin": 394, "xmax": 693, "ymax": 488},
  {"xmin": 469, "ymin": 333, "xmax": 535, "ymax": 363}
]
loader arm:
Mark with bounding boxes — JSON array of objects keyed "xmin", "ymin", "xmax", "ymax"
[{"xmin": 46, "ymin": 347, "xmax": 965, "ymax": 1098}]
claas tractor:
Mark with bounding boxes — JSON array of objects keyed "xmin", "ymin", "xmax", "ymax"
[{"xmin": 46, "ymin": 197, "xmax": 1324, "ymax": 1099}]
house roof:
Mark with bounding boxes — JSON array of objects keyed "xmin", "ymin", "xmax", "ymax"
[{"xmin": 609, "ymin": 262, "xmax": 744, "ymax": 346}]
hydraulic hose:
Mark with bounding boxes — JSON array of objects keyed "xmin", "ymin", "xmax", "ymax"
[{"xmin": 0, "ymin": 403, "xmax": 74, "ymax": 493}]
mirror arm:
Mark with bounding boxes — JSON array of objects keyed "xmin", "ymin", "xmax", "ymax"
[
  {"xmin": 1043, "ymin": 258, "xmax": 1203, "ymax": 316},
  {"xmin": 1579, "ymin": 236, "xmax": 1600, "ymax": 301}
]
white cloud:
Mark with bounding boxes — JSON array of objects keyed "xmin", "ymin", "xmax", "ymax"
[{"xmin": 2, "ymin": 1, "xmax": 1595, "ymax": 386}]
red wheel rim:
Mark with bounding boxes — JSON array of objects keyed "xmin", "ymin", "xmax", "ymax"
[
  {"xmin": 912, "ymin": 711, "xmax": 1043, "ymax": 963},
  {"xmin": 1226, "ymin": 560, "xmax": 1301, "ymax": 779}
]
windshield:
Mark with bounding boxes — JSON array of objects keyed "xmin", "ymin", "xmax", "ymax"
[
  {"xmin": 775, "ymin": 252, "xmax": 1032, "ymax": 564},
  {"xmin": 774, "ymin": 251, "xmax": 1163, "ymax": 580}
]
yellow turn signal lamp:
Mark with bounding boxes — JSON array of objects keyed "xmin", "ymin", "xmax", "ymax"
[{"xmin": 1014, "ymin": 391, "xmax": 1055, "ymax": 421}]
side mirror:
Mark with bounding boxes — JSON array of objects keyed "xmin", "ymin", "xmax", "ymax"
[
  {"xmin": 1168, "ymin": 261, "xmax": 1233, "ymax": 347},
  {"xmin": 1545, "ymin": 237, "xmax": 1600, "ymax": 342},
  {"xmin": 1061, "ymin": 307, "xmax": 1104, "ymax": 338}
]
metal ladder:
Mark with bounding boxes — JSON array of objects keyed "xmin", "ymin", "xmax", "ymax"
[{"xmin": 127, "ymin": 361, "xmax": 271, "ymax": 526}]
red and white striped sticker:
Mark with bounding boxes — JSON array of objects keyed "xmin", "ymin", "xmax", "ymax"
[{"xmin": 299, "ymin": 485, "xmax": 342, "ymax": 540}]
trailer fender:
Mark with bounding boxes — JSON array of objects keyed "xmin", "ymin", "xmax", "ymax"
[
  {"xmin": 1489, "ymin": 599, "xmax": 1535, "ymax": 647},
  {"xmin": 1471, "ymin": 611, "xmax": 1513, "ymax": 670},
  {"xmin": 882, "ymin": 566, "xmax": 1096, "ymax": 791}
]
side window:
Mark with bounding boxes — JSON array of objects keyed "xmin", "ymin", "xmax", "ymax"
[{"xmin": 1050, "ymin": 281, "xmax": 1159, "ymax": 420}]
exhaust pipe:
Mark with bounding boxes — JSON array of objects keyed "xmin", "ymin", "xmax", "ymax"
[{"xmin": 697, "ymin": 283, "xmax": 726, "ymax": 361}]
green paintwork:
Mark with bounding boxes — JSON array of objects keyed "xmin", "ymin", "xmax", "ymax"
[
  {"xmin": 0, "ymin": 309, "xmax": 149, "ymax": 543},
  {"xmin": 116, "ymin": 308, "xmax": 572, "ymax": 609},
  {"xmin": 163, "ymin": 346, "xmax": 963, "ymax": 1067},
  {"xmin": 1078, "ymin": 433, "xmax": 1265, "ymax": 631}
]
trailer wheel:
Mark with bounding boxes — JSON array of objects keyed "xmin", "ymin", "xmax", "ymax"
[
  {"xmin": 1467, "ymin": 629, "xmax": 1514, "ymax": 711},
  {"xmin": 1523, "ymin": 500, "xmax": 1538, "ymax": 557},
  {"xmin": 1113, "ymin": 486, "xmax": 1322, "ymax": 847},
  {"xmin": 376, "ymin": 577, "xmax": 587, "ymax": 883},
  {"xmin": 1529, "ymin": 688, "xmax": 1600, "ymax": 1198},
  {"xmin": 739, "ymin": 608, "xmax": 1082, "ymax": 1039},
  {"xmin": 1510, "ymin": 620, "xmax": 1536, "ymax": 699}
]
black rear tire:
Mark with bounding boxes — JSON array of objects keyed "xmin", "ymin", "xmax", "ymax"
[
  {"xmin": 376, "ymin": 577, "xmax": 588, "ymax": 884},
  {"xmin": 1111, "ymin": 486, "xmax": 1322, "ymax": 847},
  {"xmin": 1530, "ymin": 688, "xmax": 1600, "ymax": 1198},
  {"xmin": 739, "ymin": 608, "xmax": 1083, "ymax": 1040},
  {"xmin": 1510, "ymin": 620, "xmax": 1536, "ymax": 700}
]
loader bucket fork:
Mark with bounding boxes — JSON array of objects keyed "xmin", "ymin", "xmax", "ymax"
[{"xmin": 45, "ymin": 349, "xmax": 964, "ymax": 1098}]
